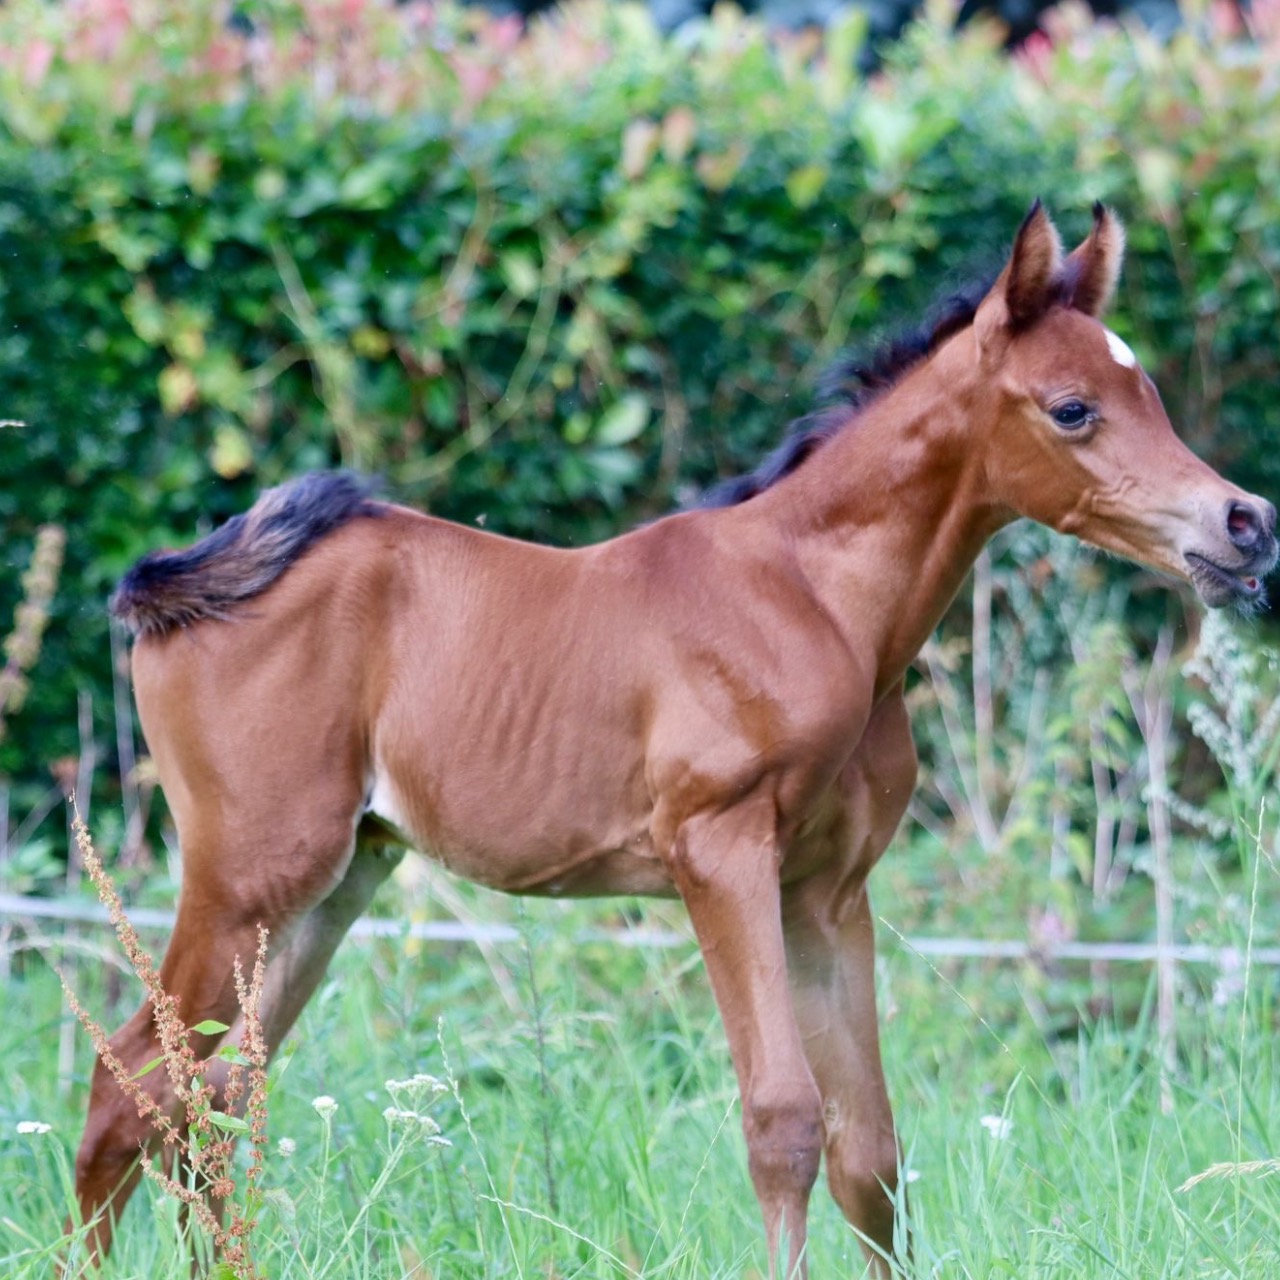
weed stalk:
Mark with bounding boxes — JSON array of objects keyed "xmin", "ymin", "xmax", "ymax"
[{"xmin": 59, "ymin": 805, "xmax": 270, "ymax": 1279}]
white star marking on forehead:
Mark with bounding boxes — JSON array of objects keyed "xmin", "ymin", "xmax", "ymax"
[{"xmin": 1105, "ymin": 329, "xmax": 1137, "ymax": 369}]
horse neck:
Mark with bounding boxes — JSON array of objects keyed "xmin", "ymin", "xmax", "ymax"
[{"xmin": 756, "ymin": 334, "xmax": 1010, "ymax": 695}]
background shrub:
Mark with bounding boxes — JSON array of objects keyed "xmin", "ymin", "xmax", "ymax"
[{"xmin": 1, "ymin": 0, "xmax": 1278, "ymax": 862}]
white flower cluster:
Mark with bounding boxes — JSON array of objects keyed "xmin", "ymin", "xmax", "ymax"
[
  {"xmin": 16, "ymin": 1121, "xmax": 52, "ymax": 1135},
  {"xmin": 383, "ymin": 1073, "xmax": 451, "ymax": 1147},
  {"xmin": 385, "ymin": 1073, "xmax": 449, "ymax": 1104},
  {"xmin": 311, "ymin": 1095, "xmax": 339, "ymax": 1119}
]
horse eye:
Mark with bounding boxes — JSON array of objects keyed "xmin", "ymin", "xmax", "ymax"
[{"xmin": 1051, "ymin": 400, "xmax": 1091, "ymax": 430}]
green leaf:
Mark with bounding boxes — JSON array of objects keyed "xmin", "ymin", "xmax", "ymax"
[
  {"xmin": 205, "ymin": 1111, "xmax": 251, "ymax": 1134},
  {"xmin": 785, "ymin": 164, "xmax": 828, "ymax": 211},
  {"xmin": 210, "ymin": 424, "xmax": 254, "ymax": 480},
  {"xmin": 595, "ymin": 394, "xmax": 649, "ymax": 446},
  {"xmin": 863, "ymin": 247, "xmax": 914, "ymax": 281},
  {"xmin": 854, "ymin": 98, "xmax": 915, "ymax": 173},
  {"xmin": 818, "ymin": 8, "xmax": 868, "ymax": 108},
  {"xmin": 338, "ymin": 155, "xmax": 405, "ymax": 209},
  {"xmin": 157, "ymin": 363, "xmax": 198, "ymax": 415},
  {"xmin": 563, "ymin": 411, "xmax": 591, "ymax": 445},
  {"xmin": 132, "ymin": 1055, "xmax": 166, "ymax": 1080},
  {"xmin": 500, "ymin": 251, "xmax": 541, "ymax": 300},
  {"xmin": 585, "ymin": 447, "xmax": 643, "ymax": 487},
  {"xmin": 191, "ymin": 1019, "xmax": 231, "ymax": 1036},
  {"xmin": 122, "ymin": 286, "xmax": 166, "ymax": 346}
]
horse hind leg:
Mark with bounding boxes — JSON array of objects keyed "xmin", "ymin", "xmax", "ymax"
[
  {"xmin": 71, "ymin": 892, "xmax": 275, "ymax": 1258},
  {"xmin": 203, "ymin": 823, "xmax": 408, "ymax": 1101},
  {"xmin": 71, "ymin": 811, "xmax": 399, "ymax": 1259}
]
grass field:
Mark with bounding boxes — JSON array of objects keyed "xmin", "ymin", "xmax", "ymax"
[{"xmin": 2, "ymin": 871, "xmax": 1278, "ymax": 1280}]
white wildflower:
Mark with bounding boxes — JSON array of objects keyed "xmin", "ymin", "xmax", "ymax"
[
  {"xmin": 311, "ymin": 1095, "xmax": 338, "ymax": 1118},
  {"xmin": 16, "ymin": 1121, "xmax": 52, "ymax": 1135},
  {"xmin": 903, "ymin": 1168, "xmax": 922, "ymax": 1184},
  {"xmin": 276, "ymin": 1137, "xmax": 297, "ymax": 1157},
  {"xmin": 383, "ymin": 1074, "xmax": 450, "ymax": 1146},
  {"xmin": 980, "ymin": 1114, "xmax": 1013, "ymax": 1141},
  {"xmin": 385, "ymin": 1073, "xmax": 448, "ymax": 1102}
]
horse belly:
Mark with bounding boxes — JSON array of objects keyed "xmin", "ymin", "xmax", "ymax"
[
  {"xmin": 517, "ymin": 846, "xmax": 677, "ymax": 898},
  {"xmin": 364, "ymin": 757, "xmax": 667, "ymax": 897}
]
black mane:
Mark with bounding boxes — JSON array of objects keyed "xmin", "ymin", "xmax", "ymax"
[{"xmin": 700, "ymin": 273, "xmax": 996, "ymax": 508}]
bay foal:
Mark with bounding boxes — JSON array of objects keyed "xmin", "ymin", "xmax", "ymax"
[{"xmin": 77, "ymin": 205, "xmax": 1275, "ymax": 1275}]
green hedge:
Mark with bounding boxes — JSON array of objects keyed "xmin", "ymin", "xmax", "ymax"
[{"xmin": 1, "ymin": 0, "xmax": 1278, "ymax": 825}]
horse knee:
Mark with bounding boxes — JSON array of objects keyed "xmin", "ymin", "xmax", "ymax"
[{"xmin": 743, "ymin": 1089, "xmax": 824, "ymax": 1199}]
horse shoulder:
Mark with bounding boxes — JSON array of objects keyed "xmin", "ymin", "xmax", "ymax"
[{"xmin": 629, "ymin": 518, "xmax": 876, "ymax": 864}]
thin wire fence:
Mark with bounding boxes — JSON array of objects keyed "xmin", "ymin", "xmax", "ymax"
[{"xmin": 4, "ymin": 889, "xmax": 1279, "ymax": 967}]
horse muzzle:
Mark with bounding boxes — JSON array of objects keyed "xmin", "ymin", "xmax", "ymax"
[{"xmin": 1184, "ymin": 497, "xmax": 1278, "ymax": 608}]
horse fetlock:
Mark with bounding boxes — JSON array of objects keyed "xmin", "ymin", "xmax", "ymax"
[{"xmin": 748, "ymin": 1138, "xmax": 822, "ymax": 1194}]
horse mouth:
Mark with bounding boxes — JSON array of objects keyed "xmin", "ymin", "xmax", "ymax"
[{"xmin": 1184, "ymin": 552, "xmax": 1266, "ymax": 608}]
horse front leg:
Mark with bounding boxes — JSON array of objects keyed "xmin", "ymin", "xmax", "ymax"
[
  {"xmin": 665, "ymin": 797, "xmax": 823, "ymax": 1279},
  {"xmin": 783, "ymin": 884, "xmax": 901, "ymax": 1276},
  {"xmin": 781, "ymin": 688, "xmax": 917, "ymax": 1277}
]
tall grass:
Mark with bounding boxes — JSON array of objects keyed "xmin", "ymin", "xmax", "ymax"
[{"xmin": 3, "ymin": 857, "xmax": 1278, "ymax": 1278}]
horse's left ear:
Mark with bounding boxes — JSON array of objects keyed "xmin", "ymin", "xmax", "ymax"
[{"xmin": 1062, "ymin": 203, "xmax": 1125, "ymax": 318}]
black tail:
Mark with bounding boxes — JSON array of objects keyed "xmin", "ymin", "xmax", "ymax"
[{"xmin": 111, "ymin": 472, "xmax": 382, "ymax": 637}]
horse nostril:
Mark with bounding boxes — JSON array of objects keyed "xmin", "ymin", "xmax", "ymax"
[{"xmin": 1227, "ymin": 500, "xmax": 1264, "ymax": 549}]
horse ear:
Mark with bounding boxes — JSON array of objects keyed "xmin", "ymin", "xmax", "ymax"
[
  {"xmin": 1002, "ymin": 200, "xmax": 1064, "ymax": 329},
  {"xmin": 975, "ymin": 201, "xmax": 1064, "ymax": 358},
  {"xmin": 1062, "ymin": 202, "xmax": 1125, "ymax": 317}
]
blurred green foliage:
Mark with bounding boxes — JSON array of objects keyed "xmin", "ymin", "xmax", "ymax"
[{"xmin": 1, "ymin": 0, "xmax": 1278, "ymax": 845}]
